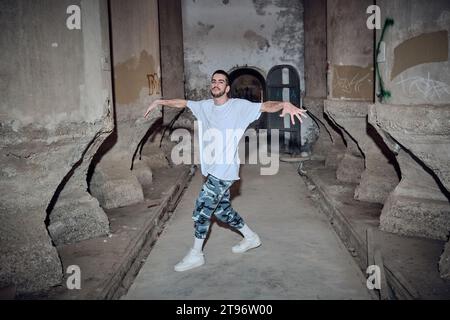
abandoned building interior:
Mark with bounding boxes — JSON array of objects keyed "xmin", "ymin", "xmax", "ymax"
[{"xmin": 1, "ymin": 0, "xmax": 450, "ymax": 300}]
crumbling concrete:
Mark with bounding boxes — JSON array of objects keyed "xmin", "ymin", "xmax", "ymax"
[
  {"xmin": 369, "ymin": 103, "xmax": 450, "ymax": 279},
  {"xmin": 325, "ymin": 101, "xmax": 399, "ymax": 204},
  {"xmin": 89, "ymin": 0, "xmax": 163, "ymax": 209},
  {"xmin": 1, "ymin": 118, "xmax": 113, "ymax": 293},
  {"xmin": 0, "ymin": 0, "xmax": 113, "ymax": 293},
  {"xmin": 324, "ymin": 101, "xmax": 365, "ymax": 184},
  {"xmin": 440, "ymin": 241, "xmax": 450, "ymax": 280},
  {"xmin": 304, "ymin": 98, "xmax": 346, "ymax": 165},
  {"xmin": 48, "ymin": 120, "xmax": 113, "ymax": 246},
  {"xmin": 323, "ymin": 0, "xmax": 374, "ymax": 184}
]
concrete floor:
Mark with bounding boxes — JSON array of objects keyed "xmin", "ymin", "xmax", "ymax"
[{"xmin": 124, "ymin": 163, "xmax": 372, "ymax": 300}]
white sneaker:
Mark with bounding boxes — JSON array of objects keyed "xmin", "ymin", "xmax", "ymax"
[
  {"xmin": 174, "ymin": 249, "xmax": 205, "ymax": 272},
  {"xmin": 232, "ymin": 234, "xmax": 261, "ymax": 253}
]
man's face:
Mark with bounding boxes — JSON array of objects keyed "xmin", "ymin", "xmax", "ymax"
[{"xmin": 210, "ymin": 74, "xmax": 230, "ymax": 98}]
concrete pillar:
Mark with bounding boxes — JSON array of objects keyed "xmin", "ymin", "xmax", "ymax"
[
  {"xmin": 369, "ymin": 104, "xmax": 450, "ymax": 279},
  {"xmin": 90, "ymin": 0, "xmax": 163, "ymax": 209},
  {"xmin": 0, "ymin": 0, "xmax": 113, "ymax": 293},
  {"xmin": 374, "ymin": 0, "xmax": 450, "ymax": 279},
  {"xmin": 324, "ymin": 101, "xmax": 365, "ymax": 183},
  {"xmin": 304, "ymin": 0, "xmax": 327, "ymax": 99},
  {"xmin": 325, "ymin": 101, "xmax": 399, "ymax": 203},
  {"xmin": 158, "ymin": 0, "xmax": 186, "ymax": 126},
  {"xmin": 323, "ymin": 0, "xmax": 376, "ymax": 185},
  {"xmin": 303, "ymin": 0, "xmax": 346, "ymax": 163}
]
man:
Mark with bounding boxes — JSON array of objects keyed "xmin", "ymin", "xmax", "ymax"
[{"xmin": 144, "ymin": 70, "xmax": 306, "ymax": 272}]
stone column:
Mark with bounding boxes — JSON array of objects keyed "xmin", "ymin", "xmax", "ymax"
[
  {"xmin": 47, "ymin": 0, "xmax": 114, "ymax": 246},
  {"xmin": 90, "ymin": 0, "xmax": 163, "ymax": 209},
  {"xmin": 324, "ymin": 0, "xmax": 374, "ymax": 183},
  {"xmin": 47, "ymin": 121, "xmax": 113, "ymax": 246},
  {"xmin": 325, "ymin": 101, "xmax": 399, "ymax": 203},
  {"xmin": 304, "ymin": 97, "xmax": 346, "ymax": 165},
  {"xmin": 369, "ymin": 104, "xmax": 450, "ymax": 279},
  {"xmin": 158, "ymin": 0, "xmax": 186, "ymax": 126},
  {"xmin": 0, "ymin": 0, "xmax": 113, "ymax": 293},
  {"xmin": 325, "ymin": 101, "xmax": 365, "ymax": 183}
]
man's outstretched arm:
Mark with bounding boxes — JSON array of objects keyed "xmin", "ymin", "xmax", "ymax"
[
  {"xmin": 144, "ymin": 99, "xmax": 187, "ymax": 118},
  {"xmin": 261, "ymin": 101, "xmax": 307, "ymax": 125}
]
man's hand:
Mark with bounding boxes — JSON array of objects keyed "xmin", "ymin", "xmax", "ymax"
[
  {"xmin": 144, "ymin": 99, "xmax": 162, "ymax": 119},
  {"xmin": 279, "ymin": 102, "xmax": 307, "ymax": 125}
]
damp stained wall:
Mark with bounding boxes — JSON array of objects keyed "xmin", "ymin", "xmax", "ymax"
[
  {"xmin": 110, "ymin": 0, "xmax": 161, "ymax": 114},
  {"xmin": 108, "ymin": 0, "xmax": 162, "ymax": 157},
  {"xmin": 181, "ymin": 0, "xmax": 305, "ymax": 101},
  {"xmin": 0, "ymin": 0, "xmax": 110, "ymax": 129},
  {"xmin": 377, "ymin": 0, "xmax": 450, "ymax": 105},
  {"xmin": 327, "ymin": 0, "xmax": 375, "ymax": 101},
  {"xmin": 158, "ymin": 0, "xmax": 185, "ymax": 100},
  {"xmin": 158, "ymin": 0, "xmax": 186, "ymax": 125}
]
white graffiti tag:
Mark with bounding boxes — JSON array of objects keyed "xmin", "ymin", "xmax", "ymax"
[
  {"xmin": 334, "ymin": 69, "xmax": 372, "ymax": 95},
  {"xmin": 396, "ymin": 73, "xmax": 450, "ymax": 102}
]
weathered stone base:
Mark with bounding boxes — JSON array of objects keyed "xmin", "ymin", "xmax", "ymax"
[
  {"xmin": 380, "ymin": 193, "xmax": 450, "ymax": 241},
  {"xmin": 304, "ymin": 97, "xmax": 346, "ymax": 167},
  {"xmin": 325, "ymin": 149, "xmax": 345, "ymax": 168},
  {"xmin": 325, "ymin": 100, "xmax": 399, "ymax": 203},
  {"xmin": 0, "ymin": 212, "xmax": 62, "ymax": 293},
  {"xmin": 48, "ymin": 192, "xmax": 110, "ymax": 246},
  {"xmin": 336, "ymin": 152, "xmax": 365, "ymax": 184},
  {"xmin": 355, "ymin": 169, "xmax": 400, "ymax": 204},
  {"xmin": 90, "ymin": 159, "xmax": 145, "ymax": 209},
  {"xmin": 132, "ymin": 156, "xmax": 154, "ymax": 187}
]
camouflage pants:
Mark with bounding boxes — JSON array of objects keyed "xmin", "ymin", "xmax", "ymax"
[{"xmin": 193, "ymin": 174, "xmax": 245, "ymax": 239}]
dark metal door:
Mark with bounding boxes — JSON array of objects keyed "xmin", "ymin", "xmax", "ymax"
[{"xmin": 266, "ymin": 65, "xmax": 301, "ymax": 154}]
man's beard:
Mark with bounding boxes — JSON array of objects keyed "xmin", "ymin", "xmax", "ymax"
[{"xmin": 210, "ymin": 88, "xmax": 226, "ymax": 98}]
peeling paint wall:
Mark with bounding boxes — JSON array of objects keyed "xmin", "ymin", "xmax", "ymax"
[
  {"xmin": 327, "ymin": 0, "xmax": 375, "ymax": 101},
  {"xmin": 181, "ymin": 0, "xmax": 305, "ymax": 100},
  {"xmin": 377, "ymin": 0, "xmax": 450, "ymax": 105}
]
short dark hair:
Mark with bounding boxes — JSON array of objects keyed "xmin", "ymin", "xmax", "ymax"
[{"xmin": 212, "ymin": 70, "xmax": 230, "ymax": 85}]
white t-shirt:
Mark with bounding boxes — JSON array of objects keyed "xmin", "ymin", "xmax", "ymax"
[{"xmin": 187, "ymin": 98, "xmax": 262, "ymax": 181}]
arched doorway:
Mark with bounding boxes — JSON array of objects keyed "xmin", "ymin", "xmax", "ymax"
[
  {"xmin": 266, "ymin": 65, "xmax": 301, "ymax": 154},
  {"xmin": 229, "ymin": 68, "xmax": 266, "ymax": 130},
  {"xmin": 229, "ymin": 68, "xmax": 266, "ymax": 103}
]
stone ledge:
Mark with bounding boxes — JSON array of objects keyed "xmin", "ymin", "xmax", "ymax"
[
  {"xmin": 17, "ymin": 165, "xmax": 195, "ymax": 300},
  {"xmin": 303, "ymin": 161, "xmax": 450, "ymax": 299}
]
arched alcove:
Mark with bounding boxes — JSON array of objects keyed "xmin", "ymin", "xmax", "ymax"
[{"xmin": 228, "ymin": 68, "xmax": 266, "ymax": 103}]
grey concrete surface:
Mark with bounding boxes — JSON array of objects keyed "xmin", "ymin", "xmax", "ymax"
[
  {"xmin": 124, "ymin": 163, "xmax": 372, "ymax": 300},
  {"xmin": 0, "ymin": 0, "xmax": 113, "ymax": 293}
]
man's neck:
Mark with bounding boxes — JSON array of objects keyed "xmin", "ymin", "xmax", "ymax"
[{"xmin": 213, "ymin": 95, "xmax": 229, "ymax": 106}]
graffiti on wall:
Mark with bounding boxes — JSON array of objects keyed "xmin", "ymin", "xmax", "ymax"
[
  {"xmin": 332, "ymin": 65, "xmax": 374, "ymax": 100},
  {"xmin": 395, "ymin": 73, "xmax": 450, "ymax": 102},
  {"xmin": 147, "ymin": 73, "xmax": 161, "ymax": 96}
]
